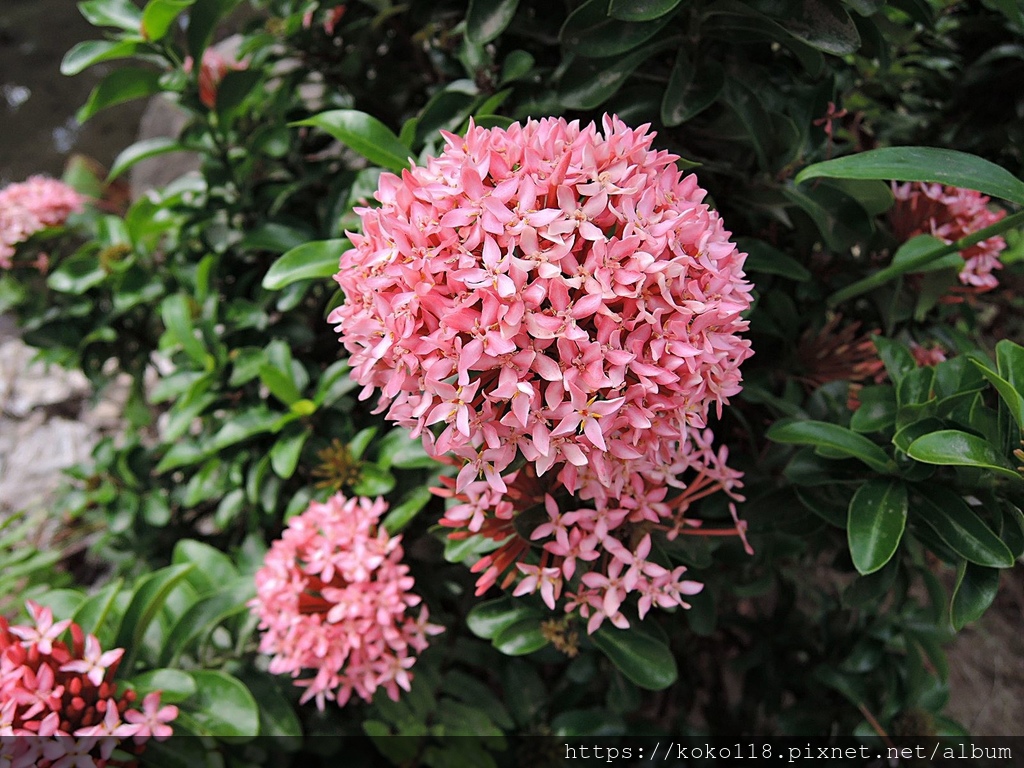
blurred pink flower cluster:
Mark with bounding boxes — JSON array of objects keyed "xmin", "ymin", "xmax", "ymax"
[
  {"xmin": 1, "ymin": 602, "xmax": 177, "ymax": 768},
  {"xmin": 890, "ymin": 182, "xmax": 1007, "ymax": 291},
  {"xmin": 330, "ymin": 115, "xmax": 753, "ymax": 629},
  {"xmin": 250, "ymin": 494, "xmax": 442, "ymax": 710},
  {"xmin": 0, "ymin": 176, "xmax": 84, "ymax": 268}
]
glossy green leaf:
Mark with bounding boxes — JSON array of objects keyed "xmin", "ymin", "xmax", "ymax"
[
  {"xmin": 72, "ymin": 579, "xmax": 123, "ymax": 644},
  {"xmin": 783, "ymin": 182, "xmax": 873, "ymax": 252},
  {"xmin": 915, "ymin": 487, "xmax": 1015, "ymax": 568},
  {"xmin": 850, "ymin": 385, "xmax": 897, "ymax": 433},
  {"xmin": 209, "ymin": 407, "xmax": 280, "ymax": 452},
  {"xmin": 950, "ymin": 562, "xmax": 1000, "ymax": 630},
  {"xmin": 294, "ymin": 111, "xmax": 410, "ymax": 174},
  {"xmin": 239, "ymin": 671, "xmax": 303, "ymax": 744},
  {"xmin": 796, "ymin": 147, "xmax": 1024, "ymax": 205},
  {"xmin": 738, "ymin": 238, "xmax": 811, "ymax": 281},
  {"xmin": 847, "ymin": 480, "xmax": 907, "ymax": 574},
  {"xmin": 186, "ymin": 0, "xmax": 241, "ymax": 59},
  {"xmin": 382, "ymin": 486, "xmax": 433, "ymax": 534},
  {"xmin": 779, "ymin": 0, "xmax": 860, "ymax": 55},
  {"xmin": 108, "ymin": 137, "xmax": 186, "ymax": 181},
  {"xmin": 128, "ymin": 669, "xmax": 198, "ymax": 704},
  {"xmin": 466, "ymin": 0, "xmax": 520, "ymax": 44},
  {"xmin": 609, "ymin": 0, "xmax": 685, "ymax": 21},
  {"xmin": 142, "ymin": 0, "xmax": 195, "ymax": 41},
  {"xmin": 970, "ymin": 357, "xmax": 1024, "ymax": 431},
  {"xmin": 181, "ymin": 670, "xmax": 259, "ymax": 738},
  {"xmin": 262, "ymin": 239, "xmax": 349, "ymax": 290},
  {"xmin": 47, "ymin": 252, "xmax": 106, "ymax": 294},
  {"xmin": 115, "ymin": 564, "xmax": 194, "ymax": 672},
  {"xmin": 561, "ymin": 0, "xmax": 672, "ymax": 57},
  {"xmin": 591, "ymin": 626, "xmax": 678, "ymax": 690},
  {"xmin": 492, "ymin": 617, "xmax": 550, "ymax": 656},
  {"xmin": 767, "ymin": 420, "xmax": 892, "ymax": 473},
  {"xmin": 891, "ymin": 234, "xmax": 964, "ymax": 274},
  {"xmin": 270, "ymin": 429, "xmax": 309, "ymax": 479},
  {"xmin": 78, "ymin": 0, "xmax": 144, "ymax": 30},
  {"xmin": 172, "ymin": 539, "xmax": 238, "ymax": 596},
  {"xmin": 466, "ymin": 597, "xmax": 542, "ymax": 640},
  {"xmin": 61, "ymin": 39, "xmax": 140, "ymax": 76},
  {"xmin": 996, "ymin": 339, "xmax": 1024, "ymax": 390},
  {"xmin": 661, "ymin": 54, "xmax": 724, "ymax": 127},
  {"xmin": 907, "ymin": 430, "xmax": 1020, "ymax": 481},
  {"xmin": 558, "ymin": 40, "xmax": 673, "ymax": 110},
  {"xmin": 259, "ymin": 363, "xmax": 302, "ymax": 406},
  {"xmin": 161, "ymin": 294, "xmax": 208, "ymax": 367},
  {"xmin": 77, "ymin": 68, "xmax": 163, "ymax": 123},
  {"xmin": 160, "ymin": 577, "xmax": 255, "ymax": 665}
]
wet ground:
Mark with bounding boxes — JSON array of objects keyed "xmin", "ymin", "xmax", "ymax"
[{"xmin": 0, "ymin": 0, "xmax": 141, "ymax": 183}]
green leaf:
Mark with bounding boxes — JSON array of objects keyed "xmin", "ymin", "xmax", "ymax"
[
  {"xmin": 160, "ymin": 577, "xmax": 255, "ymax": 666},
  {"xmin": 172, "ymin": 539, "xmax": 238, "ymax": 596},
  {"xmin": 609, "ymin": 0, "xmax": 685, "ymax": 21},
  {"xmin": 779, "ymin": 0, "xmax": 860, "ymax": 55},
  {"xmin": 115, "ymin": 564, "xmax": 194, "ymax": 673},
  {"xmin": 270, "ymin": 429, "xmax": 309, "ymax": 479},
  {"xmin": 466, "ymin": 0, "xmax": 520, "ymax": 44},
  {"xmin": 238, "ymin": 671, "xmax": 303, "ymax": 744},
  {"xmin": 180, "ymin": 670, "xmax": 259, "ymax": 738},
  {"xmin": 872, "ymin": 336, "xmax": 916, "ymax": 385},
  {"xmin": 128, "ymin": 669, "xmax": 198, "ymax": 703},
  {"xmin": 209, "ymin": 406, "xmax": 281, "ymax": 452},
  {"xmin": 591, "ymin": 625, "xmax": 678, "ymax": 690},
  {"xmin": 262, "ymin": 239, "xmax": 349, "ymax": 290},
  {"xmin": 294, "ymin": 111, "xmax": 410, "ymax": 174},
  {"xmin": 561, "ymin": 0, "xmax": 672, "ymax": 57},
  {"xmin": 783, "ymin": 182, "xmax": 872, "ymax": 252},
  {"xmin": 161, "ymin": 294, "xmax": 208, "ymax": 367},
  {"xmin": 892, "ymin": 235, "xmax": 964, "ymax": 274},
  {"xmin": 142, "ymin": 0, "xmax": 195, "ymax": 41},
  {"xmin": 767, "ymin": 420, "xmax": 892, "ymax": 473},
  {"xmin": 915, "ymin": 487, "xmax": 1015, "ymax": 568},
  {"xmin": 738, "ymin": 237, "xmax": 811, "ymax": 281},
  {"xmin": 61, "ymin": 39, "xmax": 140, "ymax": 76},
  {"xmin": 847, "ymin": 480, "xmax": 907, "ymax": 574},
  {"xmin": 186, "ymin": 0, "xmax": 241, "ymax": 59},
  {"xmin": 466, "ymin": 597, "xmax": 542, "ymax": 640},
  {"xmin": 382, "ymin": 486, "xmax": 433, "ymax": 534},
  {"xmin": 492, "ymin": 617, "xmax": 549, "ymax": 656},
  {"xmin": 661, "ymin": 53, "xmax": 723, "ymax": 127},
  {"xmin": 78, "ymin": 0, "xmax": 144, "ymax": 30},
  {"xmin": 970, "ymin": 356, "xmax": 1024, "ymax": 431},
  {"xmin": 907, "ymin": 430, "xmax": 1020, "ymax": 481},
  {"xmin": 259, "ymin": 364, "xmax": 302, "ymax": 407},
  {"xmin": 72, "ymin": 579, "xmax": 123, "ymax": 644},
  {"xmin": 558, "ymin": 40, "xmax": 673, "ymax": 110},
  {"xmin": 47, "ymin": 252, "xmax": 106, "ymax": 294},
  {"xmin": 996, "ymin": 339, "xmax": 1024, "ymax": 392},
  {"xmin": 77, "ymin": 67, "xmax": 163, "ymax": 123},
  {"xmin": 950, "ymin": 562, "xmax": 1000, "ymax": 630},
  {"xmin": 850, "ymin": 385, "xmax": 897, "ymax": 433},
  {"xmin": 796, "ymin": 147, "xmax": 1024, "ymax": 205},
  {"xmin": 108, "ymin": 137, "xmax": 185, "ymax": 181}
]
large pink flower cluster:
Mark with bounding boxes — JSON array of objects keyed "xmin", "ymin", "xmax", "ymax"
[
  {"xmin": 0, "ymin": 176, "xmax": 84, "ymax": 268},
  {"xmin": 890, "ymin": 182, "xmax": 1007, "ymax": 291},
  {"xmin": 329, "ymin": 116, "xmax": 753, "ymax": 628},
  {"xmin": 1, "ymin": 602, "xmax": 177, "ymax": 768},
  {"xmin": 250, "ymin": 494, "xmax": 442, "ymax": 709}
]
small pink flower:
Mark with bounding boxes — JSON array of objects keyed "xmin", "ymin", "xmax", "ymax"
[
  {"xmin": 123, "ymin": 692, "xmax": 177, "ymax": 742},
  {"xmin": 60, "ymin": 635, "xmax": 123, "ymax": 687}
]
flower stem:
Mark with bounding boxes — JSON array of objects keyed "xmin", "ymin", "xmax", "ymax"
[{"xmin": 827, "ymin": 208, "xmax": 1024, "ymax": 307}]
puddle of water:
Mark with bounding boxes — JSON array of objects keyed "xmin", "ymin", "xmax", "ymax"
[{"xmin": 0, "ymin": 1, "xmax": 143, "ymax": 184}]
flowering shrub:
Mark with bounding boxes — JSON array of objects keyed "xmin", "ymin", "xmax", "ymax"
[
  {"xmin": 890, "ymin": 182, "xmax": 1007, "ymax": 290},
  {"xmin": 0, "ymin": 602, "xmax": 176, "ymax": 766},
  {"xmin": 250, "ymin": 494, "xmax": 442, "ymax": 709},
  {"xmin": 0, "ymin": 176, "xmax": 84, "ymax": 268}
]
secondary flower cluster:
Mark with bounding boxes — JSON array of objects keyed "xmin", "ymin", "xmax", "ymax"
[
  {"xmin": 250, "ymin": 494, "xmax": 442, "ymax": 710},
  {"xmin": 1, "ymin": 602, "xmax": 177, "ymax": 767},
  {"xmin": 0, "ymin": 176, "xmax": 84, "ymax": 268},
  {"xmin": 889, "ymin": 182, "xmax": 1007, "ymax": 291},
  {"xmin": 329, "ymin": 115, "xmax": 753, "ymax": 628}
]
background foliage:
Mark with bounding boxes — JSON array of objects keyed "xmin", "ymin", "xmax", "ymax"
[{"xmin": 2, "ymin": 0, "xmax": 1023, "ymax": 763}]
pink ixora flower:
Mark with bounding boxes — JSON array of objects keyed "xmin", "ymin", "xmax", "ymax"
[
  {"xmin": 0, "ymin": 601, "xmax": 177, "ymax": 767},
  {"xmin": 329, "ymin": 115, "xmax": 753, "ymax": 630},
  {"xmin": 249, "ymin": 493, "xmax": 443, "ymax": 710},
  {"xmin": 890, "ymin": 181, "xmax": 1007, "ymax": 291},
  {"xmin": 0, "ymin": 176, "xmax": 84, "ymax": 268}
]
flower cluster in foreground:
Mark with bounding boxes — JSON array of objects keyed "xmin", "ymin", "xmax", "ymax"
[
  {"xmin": 250, "ymin": 494, "xmax": 442, "ymax": 709},
  {"xmin": 0, "ymin": 176, "xmax": 84, "ymax": 269},
  {"xmin": 890, "ymin": 182, "xmax": 1007, "ymax": 291},
  {"xmin": 1, "ymin": 602, "xmax": 177, "ymax": 767},
  {"xmin": 330, "ymin": 115, "xmax": 753, "ymax": 630}
]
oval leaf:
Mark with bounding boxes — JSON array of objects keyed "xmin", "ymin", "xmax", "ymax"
[
  {"xmin": 609, "ymin": 0, "xmax": 685, "ymax": 21},
  {"xmin": 77, "ymin": 68, "xmax": 164, "ymax": 124},
  {"xmin": 796, "ymin": 147, "xmax": 1024, "ymax": 205},
  {"xmin": 114, "ymin": 564, "xmax": 194, "ymax": 673},
  {"xmin": 847, "ymin": 480, "xmax": 908, "ymax": 575},
  {"xmin": 907, "ymin": 430, "xmax": 1020, "ymax": 481},
  {"xmin": 467, "ymin": 0, "xmax": 520, "ymax": 44},
  {"xmin": 262, "ymin": 239, "xmax": 350, "ymax": 290},
  {"xmin": 492, "ymin": 617, "xmax": 550, "ymax": 656},
  {"xmin": 61, "ymin": 39, "xmax": 140, "ymax": 76},
  {"xmin": 109, "ymin": 137, "xmax": 187, "ymax": 181},
  {"xmin": 294, "ymin": 111, "xmax": 410, "ymax": 174},
  {"xmin": 915, "ymin": 487, "xmax": 1015, "ymax": 568},
  {"xmin": 181, "ymin": 670, "xmax": 259, "ymax": 738},
  {"xmin": 951, "ymin": 562, "xmax": 1000, "ymax": 631},
  {"xmin": 767, "ymin": 420, "xmax": 892, "ymax": 473},
  {"xmin": 466, "ymin": 597, "xmax": 542, "ymax": 640},
  {"xmin": 591, "ymin": 626, "xmax": 678, "ymax": 690}
]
